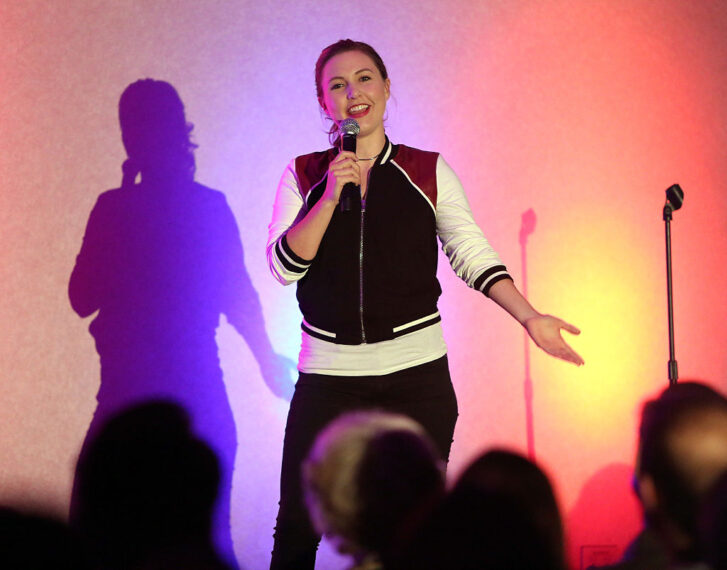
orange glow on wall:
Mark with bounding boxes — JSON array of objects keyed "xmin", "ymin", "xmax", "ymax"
[{"xmin": 3, "ymin": 1, "xmax": 727, "ymax": 568}]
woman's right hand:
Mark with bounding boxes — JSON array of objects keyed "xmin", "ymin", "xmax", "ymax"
[
  {"xmin": 282, "ymin": 151, "xmax": 361, "ymax": 261},
  {"xmin": 322, "ymin": 150, "xmax": 360, "ymax": 205}
]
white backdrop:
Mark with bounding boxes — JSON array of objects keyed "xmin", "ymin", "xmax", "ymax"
[{"xmin": 2, "ymin": 1, "xmax": 727, "ymax": 567}]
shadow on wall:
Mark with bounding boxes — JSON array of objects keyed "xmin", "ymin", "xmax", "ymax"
[
  {"xmin": 567, "ymin": 463, "xmax": 642, "ymax": 570},
  {"xmin": 67, "ymin": 79, "xmax": 295, "ymax": 568}
]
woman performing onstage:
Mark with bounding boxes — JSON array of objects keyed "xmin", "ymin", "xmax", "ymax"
[{"xmin": 266, "ymin": 39, "xmax": 584, "ymax": 569}]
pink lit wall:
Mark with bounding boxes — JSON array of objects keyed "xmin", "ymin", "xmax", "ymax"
[{"xmin": 2, "ymin": 1, "xmax": 727, "ymax": 568}]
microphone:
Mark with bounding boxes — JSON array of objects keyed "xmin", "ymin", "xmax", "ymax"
[
  {"xmin": 665, "ymin": 184, "xmax": 684, "ymax": 211},
  {"xmin": 339, "ymin": 118, "xmax": 361, "ymax": 212}
]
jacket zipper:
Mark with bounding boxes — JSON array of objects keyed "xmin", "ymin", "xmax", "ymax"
[{"xmin": 359, "ymin": 198, "xmax": 366, "ymax": 343}]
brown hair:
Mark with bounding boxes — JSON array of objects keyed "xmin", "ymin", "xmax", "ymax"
[{"xmin": 314, "ymin": 40, "xmax": 389, "ymax": 144}]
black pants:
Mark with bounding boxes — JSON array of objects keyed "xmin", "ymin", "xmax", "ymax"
[{"xmin": 270, "ymin": 355, "xmax": 458, "ymax": 569}]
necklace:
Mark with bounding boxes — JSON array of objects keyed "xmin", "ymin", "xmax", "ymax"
[{"xmin": 357, "ymin": 154, "xmax": 379, "ymax": 161}]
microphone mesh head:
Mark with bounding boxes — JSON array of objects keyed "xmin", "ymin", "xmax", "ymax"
[
  {"xmin": 666, "ymin": 184, "xmax": 684, "ymax": 210},
  {"xmin": 340, "ymin": 118, "xmax": 360, "ymax": 136}
]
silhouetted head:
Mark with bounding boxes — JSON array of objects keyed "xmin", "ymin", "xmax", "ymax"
[
  {"xmin": 73, "ymin": 401, "xmax": 221, "ymax": 568},
  {"xmin": 302, "ymin": 410, "xmax": 444, "ymax": 565},
  {"xmin": 0, "ymin": 507, "xmax": 91, "ymax": 569},
  {"xmin": 699, "ymin": 468, "xmax": 727, "ymax": 569},
  {"xmin": 119, "ymin": 79, "xmax": 196, "ymax": 183},
  {"xmin": 397, "ymin": 449, "xmax": 565, "ymax": 570},
  {"xmin": 460, "ymin": 449, "xmax": 565, "ymax": 568},
  {"xmin": 636, "ymin": 381, "xmax": 727, "ymax": 560}
]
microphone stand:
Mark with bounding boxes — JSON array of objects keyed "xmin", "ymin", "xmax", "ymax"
[{"xmin": 663, "ymin": 184, "xmax": 684, "ymax": 386}]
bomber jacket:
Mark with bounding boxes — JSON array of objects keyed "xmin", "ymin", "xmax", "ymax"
[{"xmin": 267, "ymin": 137, "xmax": 512, "ymax": 345}]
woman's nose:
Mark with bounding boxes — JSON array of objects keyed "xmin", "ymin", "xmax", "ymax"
[{"xmin": 346, "ymin": 85, "xmax": 358, "ymax": 99}]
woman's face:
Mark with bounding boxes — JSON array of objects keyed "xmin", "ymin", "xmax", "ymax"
[{"xmin": 319, "ymin": 50, "xmax": 390, "ymax": 141}]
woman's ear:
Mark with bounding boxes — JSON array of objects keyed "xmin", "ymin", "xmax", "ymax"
[
  {"xmin": 319, "ymin": 97, "xmax": 329, "ymax": 117},
  {"xmin": 385, "ymin": 78, "xmax": 391, "ymax": 100}
]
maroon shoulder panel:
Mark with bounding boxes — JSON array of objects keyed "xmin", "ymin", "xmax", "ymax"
[
  {"xmin": 294, "ymin": 149, "xmax": 335, "ymax": 198},
  {"xmin": 392, "ymin": 145, "xmax": 439, "ymax": 209}
]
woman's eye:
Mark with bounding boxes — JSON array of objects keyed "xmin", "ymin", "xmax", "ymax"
[
  {"xmin": 360, "ymin": 75, "xmax": 371, "ymax": 82},
  {"xmin": 330, "ymin": 82, "xmax": 344, "ymax": 90}
]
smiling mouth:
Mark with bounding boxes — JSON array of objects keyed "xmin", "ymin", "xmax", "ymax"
[{"xmin": 347, "ymin": 104, "xmax": 370, "ymax": 115}]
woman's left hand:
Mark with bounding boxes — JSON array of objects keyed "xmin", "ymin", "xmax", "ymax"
[{"xmin": 524, "ymin": 314, "xmax": 584, "ymax": 366}]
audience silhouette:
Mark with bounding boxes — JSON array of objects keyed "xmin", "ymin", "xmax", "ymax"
[
  {"xmin": 598, "ymin": 381, "xmax": 727, "ymax": 569},
  {"xmin": 394, "ymin": 449, "xmax": 566, "ymax": 570},
  {"xmin": 0, "ymin": 507, "xmax": 91, "ymax": 569},
  {"xmin": 302, "ymin": 411, "xmax": 445, "ymax": 570},
  {"xmin": 72, "ymin": 401, "xmax": 233, "ymax": 569},
  {"xmin": 699, "ymin": 468, "xmax": 727, "ymax": 569}
]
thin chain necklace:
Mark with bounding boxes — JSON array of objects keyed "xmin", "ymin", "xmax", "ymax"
[{"xmin": 357, "ymin": 154, "xmax": 379, "ymax": 161}]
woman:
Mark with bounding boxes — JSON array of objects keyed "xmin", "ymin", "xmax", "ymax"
[{"xmin": 266, "ymin": 39, "xmax": 583, "ymax": 569}]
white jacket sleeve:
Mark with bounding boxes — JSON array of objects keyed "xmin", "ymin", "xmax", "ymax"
[
  {"xmin": 266, "ymin": 159, "xmax": 314, "ymax": 285},
  {"xmin": 435, "ymin": 155, "xmax": 512, "ymax": 296}
]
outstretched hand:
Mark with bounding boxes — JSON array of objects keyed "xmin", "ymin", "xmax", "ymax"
[{"xmin": 524, "ymin": 314, "xmax": 584, "ymax": 366}]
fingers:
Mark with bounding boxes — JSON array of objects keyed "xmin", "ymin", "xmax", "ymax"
[
  {"xmin": 560, "ymin": 321, "xmax": 581, "ymax": 335},
  {"xmin": 331, "ymin": 151, "xmax": 359, "ymax": 173},
  {"xmin": 530, "ymin": 315, "xmax": 584, "ymax": 366},
  {"xmin": 555, "ymin": 319, "xmax": 583, "ymax": 364},
  {"xmin": 540, "ymin": 338, "xmax": 583, "ymax": 366},
  {"xmin": 545, "ymin": 315, "xmax": 580, "ymax": 336},
  {"xmin": 336, "ymin": 150, "xmax": 358, "ymax": 162},
  {"xmin": 557, "ymin": 342, "xmax": 585, "ymax": 366},
  {"xmin": 330, "ymin": 161, "xmax": 359, "ymax": 182},
  {"xmin": 325, "ymin": 153, "xmax": 360, "ymax": 203},
  {"xmin": 330, "ymin": 153, "xmax": 360, "ymax": 181}
]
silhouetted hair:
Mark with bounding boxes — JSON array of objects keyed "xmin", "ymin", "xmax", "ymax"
[
  {"xmin": 302, "ymin": 411, "xmax": 443, "ymax": 564},
  {"xmin": 0, "ymin": 508, "xmax": 91, "ymax": 569},
  {"xmin": 638, "ymin": 381, "xmax": 727, "ymax": 543},
  {"xmin": 699, "ymin": 469, "xmax": 727, "ymax": 569},
  {"xmin": 118, "ymin": 79, "xmax": 197, "ymax": 185},
  {"xmin": 314, "ymin": 39, "xmax": 389, "ymax": 145},
  {"xmin": 73, "ymin": 401, "xmax": 222, "ymax": 568},
  {"xmin": 458, "ymin": 449, "xmax": 565, "ymax": 568},
  {"xmin": 396, "ymin": 449, "xmax": 565, "ymax": 570}
]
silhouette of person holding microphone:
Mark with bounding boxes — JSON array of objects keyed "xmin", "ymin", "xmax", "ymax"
[{"xmin": 69, "ymin": 79, "xmax": 293, "ymax": 567}]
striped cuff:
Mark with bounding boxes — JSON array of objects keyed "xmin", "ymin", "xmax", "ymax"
[
  {"xmin": 274, "ymin": 234, "xmax": 312, "ymax": 275},
  {"xmin": 474, "ymin": 265, "xmax": 512, "ymax": 296}
]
